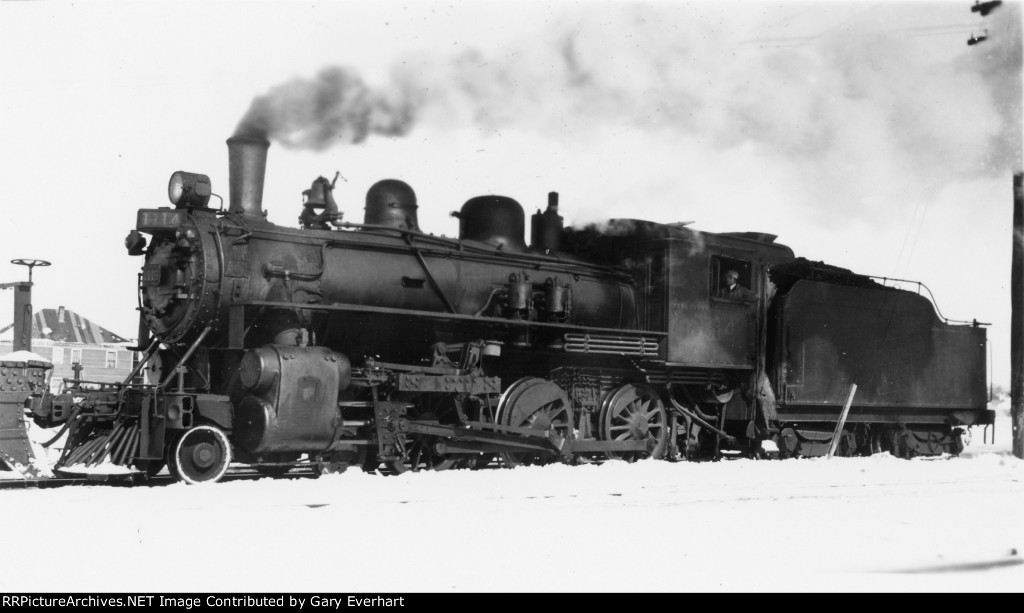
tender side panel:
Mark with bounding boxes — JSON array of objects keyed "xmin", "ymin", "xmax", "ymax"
[{"xmin": 776, "ymin": 280, "xmax": 986, "ymax": 411}]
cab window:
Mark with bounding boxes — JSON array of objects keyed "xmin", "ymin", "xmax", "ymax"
[{"xmin": 710, "ymin": 256, "xmax": 753, "ymax": 299}]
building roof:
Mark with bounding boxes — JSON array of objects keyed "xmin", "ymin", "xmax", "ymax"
[{"xmin": 0, "ymin": 306, "xmax": 129, "ymax": 344}]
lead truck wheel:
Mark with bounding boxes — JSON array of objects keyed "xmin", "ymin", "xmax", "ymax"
[{"xmin": 170, "ymin": 425, "xmax": 232, "ymax": 484}]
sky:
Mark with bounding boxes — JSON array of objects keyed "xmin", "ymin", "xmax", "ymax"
[
  {"xmin": 0, "ymin": 0, "xmax": 1021, "ymax": 384},
  {"xmin": 1, "ymin": 407, "xmax": 1021, "ymax": 592}
]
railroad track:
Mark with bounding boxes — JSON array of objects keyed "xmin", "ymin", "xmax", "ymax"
[{"xmin": 0, "ymin": 465, "xmax": 322, "ymax": 490}]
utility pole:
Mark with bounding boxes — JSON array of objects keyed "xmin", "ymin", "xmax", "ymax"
[{"xmin": 1012, "ymin": 174, "xmax": 1024, "ymax": 459}]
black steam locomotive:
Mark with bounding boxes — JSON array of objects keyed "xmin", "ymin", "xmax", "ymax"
[{"xmin": 29, "ymin": 137, "xmax": 992, "ymax": 483}]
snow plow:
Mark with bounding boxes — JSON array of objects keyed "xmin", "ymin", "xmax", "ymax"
[
  {"xmin": 0, "ymin": 353, "xmax": 165, "ymax": 487},
  {"xmin": 0, "ymin": 353, "xmax": 52, "ymax": 479}
]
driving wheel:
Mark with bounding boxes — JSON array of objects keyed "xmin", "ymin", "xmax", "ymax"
[
  {"xmin": 598, "ymin": 383, "xmax": 667, "ymax": 461},
  {"xmin": 495, "ymin": 377, "xmax": 572, "ymax": 468}
]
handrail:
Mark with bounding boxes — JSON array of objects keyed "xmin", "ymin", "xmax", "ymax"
[
  {"xmin": 868, "ymin": 275, "xmax": 989, "ymax": 326},
  {"xmin": 158, "ymin": 324, "xmax": 213, "ymax": 389}
]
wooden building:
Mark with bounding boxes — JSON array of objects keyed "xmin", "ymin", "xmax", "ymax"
[{"xmin": 0, "ymin": 306, "xmax": 135, "ymax": 392}]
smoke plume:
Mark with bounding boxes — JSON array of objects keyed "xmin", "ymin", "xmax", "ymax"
[
  {"xmin": 234, "ymin": 66, "xmax": 416, "ymax": 149},
  {"xmin": 233, "ymin": 3, "xmax": 1021, "ymax": 226}
]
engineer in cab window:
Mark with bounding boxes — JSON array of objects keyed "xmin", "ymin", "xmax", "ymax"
[{"xmin": 718, "ymin": 269, "xmax": 756, "ymax": 303}]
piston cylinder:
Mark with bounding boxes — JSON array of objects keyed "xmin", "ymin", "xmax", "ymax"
[{"xmin": 236, "ymin": 345, "xmax": 351, "ymax": 454}]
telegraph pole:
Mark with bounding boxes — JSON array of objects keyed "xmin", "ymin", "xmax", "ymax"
[{"xmin": 1012, "ymin": 174, "xmax": 1024, "ymax": 458}]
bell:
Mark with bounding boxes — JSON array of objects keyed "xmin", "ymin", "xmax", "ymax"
[
  {"xmin": 304, "ymin": 178, "xmax": 329, "ymax": 209},
  {"xmin": 300, "ymin": 174, "xmax": 341, "ymax": 229}
]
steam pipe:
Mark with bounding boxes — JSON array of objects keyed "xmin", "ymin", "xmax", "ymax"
[
  {"xmin": 41, "ymin": 407, "xmax": 82, "ymax": 447},
  {"xmin": 665, "ymin": 393, "xmax": 736, "ymax": 443},
  {"xmin": 121, "ymin": 338, "xmax": 160, "ymax": 386}
]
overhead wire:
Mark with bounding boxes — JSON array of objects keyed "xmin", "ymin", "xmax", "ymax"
[
  {"xmin": 901, "ymin": 200, "xmax": 931, "ymax": 279},
  {"xmin": 735, "ymin": 2, "xmax": 886, "ymax": 50},
  {"xmin": 892, "ymin": 200, "xmax": 924, "ymax": 278},
  {"xmin": 736, "ymin": 6, "xmax": 988, "ymax": 49}
]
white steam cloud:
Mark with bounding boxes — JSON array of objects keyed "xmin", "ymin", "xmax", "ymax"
[
  {"xmin": 235, "ymin": 3, "xmax": 1021, "ymax": 225},
  {"xmin": 404, "ymin": 3, "xmax": 1021, "ymax": 218}
]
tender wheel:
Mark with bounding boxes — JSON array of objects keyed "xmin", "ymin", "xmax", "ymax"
[
  {"xmin": 778, "ymin": 427, "xmax": 800, "ymax": 459},
  {"xmin": 170, "ymin": 425, "xmax": 232, "ymax": 484},
  {"xmin": 598, "ymin": 384, "xmax": 667, "ymax": 461},
  {"xmin": 495, "ymin": 377, "xmax": 573, "ymax": 468},
  {"xmin": 870, "ymin": 426, "xmax": 907, "ymax": 457}
]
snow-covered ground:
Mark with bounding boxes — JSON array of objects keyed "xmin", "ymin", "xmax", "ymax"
[{"xmin": 1, "ymin": 408, "xmax": 1021, "ymax": 593}]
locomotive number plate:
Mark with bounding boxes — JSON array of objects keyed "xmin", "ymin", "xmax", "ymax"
[
  {"xmin": 137, "ymin": 209, "xmax": 184, "ymax": 231},
  {"xmin": 141, "ymin": 264, "xmax": 163, "ymax": 287}
]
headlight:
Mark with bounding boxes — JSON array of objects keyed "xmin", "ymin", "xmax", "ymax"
[{"xmin": 168, "ymin": 171, "xmax": 212, "ymax": 208}]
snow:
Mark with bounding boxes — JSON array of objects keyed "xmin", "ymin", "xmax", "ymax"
[
  {"xmin": 0, "ymin": 351, "xmax": 51, "ymax": 364},
  {"xmin": 0, "ymin": 410, "xmax": 1021, "ymax": 593},
  {"xmin": 53, "ymin": 461, "xmax": 135, "ymax": 476}
]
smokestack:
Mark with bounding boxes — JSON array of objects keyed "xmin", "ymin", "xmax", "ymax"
[{"xmin": 227, "ymin": 136, "xmax": 270, "ymax": 217}]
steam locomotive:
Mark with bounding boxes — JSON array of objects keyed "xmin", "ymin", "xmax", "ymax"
[{"xmin": 27, "ymin": 136, "xmax": 992, "ymax": 483}]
